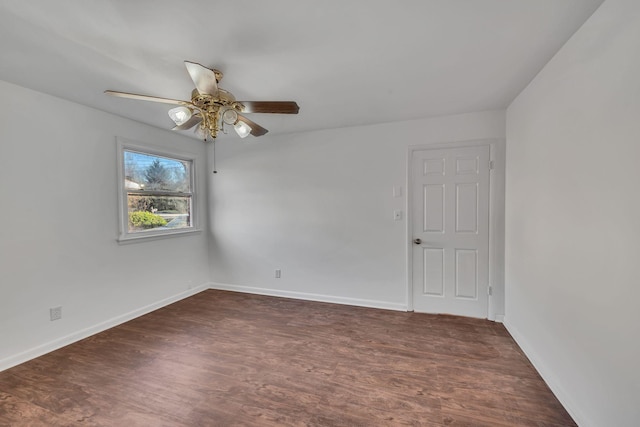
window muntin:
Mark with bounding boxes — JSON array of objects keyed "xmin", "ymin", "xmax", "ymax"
[{"xmin": 118, "ymin": 141, "xmax": 197, "ymax": 241}]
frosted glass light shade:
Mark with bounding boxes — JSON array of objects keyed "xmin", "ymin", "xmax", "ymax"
[
  {"xmin": 234, "ymin": 121, "xmax": 251, "ymax": 138},
  {"xmin": 221, "ymin": 108, "xmax": 238, "ymax": 125},
  {"xmin": 168, "ymin": 106, "xmax": 192, "ymax": 125}
]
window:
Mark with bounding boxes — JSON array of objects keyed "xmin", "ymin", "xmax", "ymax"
[{"xmin": 117, "ymin": 139, "xmax": 198, "ymax": 241}]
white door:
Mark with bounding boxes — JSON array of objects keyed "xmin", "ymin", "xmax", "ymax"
[{"xmin": 411, "ymin": 145, "xmax": 490, "ymax": 318}]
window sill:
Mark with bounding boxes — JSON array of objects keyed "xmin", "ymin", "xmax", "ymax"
[{"xmin": 117, "ymin": 228, "xmax": 202, "ymax": 244}]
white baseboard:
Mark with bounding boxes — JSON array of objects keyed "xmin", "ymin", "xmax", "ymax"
[
  {"xmin": 502, "ymin": 317, "xmax": 587, "ymax": 427},
  {"xmin": 494, "ymin": 314, "xmax": 505, "ymax": 323},
  {"xmin": 209, "ymin": 282, "xmax": 408, "ymax": 312},
  {"xmin": 0, "ymin": 284, "xmax": 209, "ymax": 372}
]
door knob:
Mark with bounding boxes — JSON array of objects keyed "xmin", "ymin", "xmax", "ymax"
[{"xmin": 413, "ymin": 238, "xmax": 422, "ymax": 245}]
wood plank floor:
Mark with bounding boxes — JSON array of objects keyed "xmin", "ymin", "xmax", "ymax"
[{"xmin": 0, "ymin": 290, "xmax": 575, "ymax": 426}]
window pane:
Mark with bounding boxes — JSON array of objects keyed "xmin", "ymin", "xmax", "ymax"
[
  {"xmin": 124, "ymin": 150, "xmax": 191, "ymax": 192},
  {"xmin": 127, "ymin": 195, "xmax": 192, "ymax": 232},
  {"xmin": 118, "ymin": 140, "xmax": 197, "ymax": 241}
]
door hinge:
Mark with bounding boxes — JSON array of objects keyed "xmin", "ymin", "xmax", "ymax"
[
  {"xmin": 487, "ymin": 286, "xmax": 493, "ymax": 296},
  {"xmin": 489, "ymin": 160, "xmax": 495, "ymax": 170}
]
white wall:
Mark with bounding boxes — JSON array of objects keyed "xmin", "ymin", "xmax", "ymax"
[
  {"xmin": 505, "ymin": 0, "xmax": 640, "ymax": 425},
  {"xmin": 208, "ymin": 111, "xmax": 505, "ymax": 314},
  {"xmin": 0, "ymin": 81, "xmax": 211, "ymax": 370}
]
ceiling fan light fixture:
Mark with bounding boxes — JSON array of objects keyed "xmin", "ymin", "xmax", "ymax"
[
  {"xmin": 234, "ymin": 121, "xmax": 251, "ymax": 138},
  {"xmin": 168, "ymin": 106, "xmax": 192, "ymax": 126}
]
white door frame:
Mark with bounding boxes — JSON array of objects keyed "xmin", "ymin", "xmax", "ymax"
[{"xmin": 406, "ymin": 139, "xmax": 504, "ymax": 321}]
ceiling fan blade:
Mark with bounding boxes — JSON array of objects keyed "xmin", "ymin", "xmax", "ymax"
[
  {"xmin": 184, "ymin": 61, "xmax": 218, "ymax": 95},
  {"xmin": 237, "ymin": 101, "xmax": 300, "ymax": 114},
  {"xmin": 172, "ymin": 115, "xmax": 202, "ymax": 131},
  {"xmin": 237, "ymin": 114, "xmax": 268, "ymax": 136},
  {"xmin": 104, "ymin": 90, "xmax": 190, "ymax": 106}
]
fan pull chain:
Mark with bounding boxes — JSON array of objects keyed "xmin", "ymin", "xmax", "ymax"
[{"xmin": 212, "ymin": 137, "xmax": 218, "ymax": 174}]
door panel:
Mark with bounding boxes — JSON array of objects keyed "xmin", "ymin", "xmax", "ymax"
[
  {"xmin": 456, "ymin": 157, "xmax": 479, "ymax": 175},
  {"xmin": 455, "ymin": 249, "xmax": 478, "ymax": 299},
  {"xmin": 423, "ymin": 248, "xmax": 445, "ymax": 296},
  {"xmin": 456, "ymin": 183, "xmax": 478, "ymax": 233},
  {"xmin": 424, "ymin": 157, "xmax": 445, "ymax": 176},
  {"xmin": 424, "ymin": 184, "xmax": 445, "ymax": 232},
  {"xmin": 411, "ymin": 145, "xmax": 490, "ymax": 318}
]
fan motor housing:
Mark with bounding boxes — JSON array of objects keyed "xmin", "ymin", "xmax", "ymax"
[{"xmin": 190, "ymin": 88, "xmax": 239, "ymax": 109}]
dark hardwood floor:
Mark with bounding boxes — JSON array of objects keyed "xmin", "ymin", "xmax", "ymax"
[{"xmin": 0, "ymin": 290, "xmax": 575, "ymax": 426}]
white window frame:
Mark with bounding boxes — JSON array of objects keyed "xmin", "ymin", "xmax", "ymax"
[{"xmin": 116, "ymin": 137, "xmax": 200, "ymax": 242}]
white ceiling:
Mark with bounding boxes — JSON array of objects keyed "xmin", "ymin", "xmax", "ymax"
[{"xmin": 0, "ymin": 0, "xmax": 603, "ymax": 139}]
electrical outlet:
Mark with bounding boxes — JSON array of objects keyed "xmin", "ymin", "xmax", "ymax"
[
  {"xmin": 275, "ymin": 269, "xmax": 281, "ymax": 278},
  {"xmin": 50, "ymin": 306, "xmax": 62, "ymax": 321}
]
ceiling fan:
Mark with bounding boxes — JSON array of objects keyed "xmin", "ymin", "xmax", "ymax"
[{"xmin": 105, "ymin": 61, "xmax": 299, "ymax": 140}]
